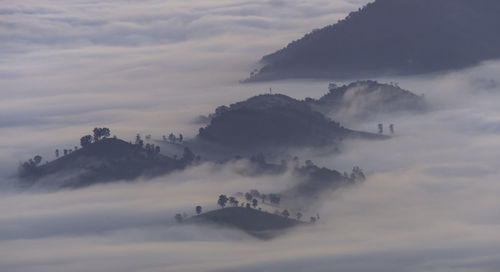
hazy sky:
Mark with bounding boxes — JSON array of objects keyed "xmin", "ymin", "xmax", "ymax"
[{"xmin": 2, "ymin": 0, "xmax": 500, "ymax": 271}]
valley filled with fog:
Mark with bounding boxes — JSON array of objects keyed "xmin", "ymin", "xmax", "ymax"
[{"xmin": 2, "ymin": 0, "xmax": 500, "ymax": 271}]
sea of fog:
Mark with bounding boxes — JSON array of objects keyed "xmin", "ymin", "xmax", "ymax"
[{"xmin": 2, "ymin": 0, "xmax": 500, "ymax": 271}]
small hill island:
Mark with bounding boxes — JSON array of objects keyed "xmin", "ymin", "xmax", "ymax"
[
  {"xmin": 189, "ymin": 207, "xmax": 305, "ymax": 239},
  {"xmin": 195, "ymin": 93, "xmax": 386, "ymax": 155},
  {"xmin": 18, "ymin": 128, "xmax": 196, "ymax": 188}
]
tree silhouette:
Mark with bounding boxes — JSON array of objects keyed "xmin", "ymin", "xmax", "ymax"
[
  {"xmin": 218, "ymin": 194, "xmax": 228, "ymax": 208},
  {"xmin": 93, "ymin": 127, "xmax": 110, "ymax": 141},
  {"xmin": 168, "ymin": 133, "xmax": 176, "ymax": 143},
  {"xmin": 245, "ymin": 192, "xmax": 253, "ymax": 201},
  {"xmin": 179, "ymin": 134, "xmax": 183, "ymax": 142},
  {"xmin": 195, "ymin": 206, "xmax": 202, "ymax": 215},
  {"xmin": 261, "ymin": 194, "xmax": 267, "ymax": 203},
  {"xmin": 80, "ymin": 135, "xmax": 92, "ymax": 147},
  {"xmin": 55, "ymin": 149, "xmax": 59, "ymax": 158},
  {"xmin": 281, "ymin": 209, "xmax": 290, "ymax": 218},
  {"xmin": 296, "ymin": 212, "xmax": 303, "ymax": 220},
  {"xmin": 33, "ymin": 155, "xmax": 42, "ymax": 165},
  {"xmin": 389, "ymin": 124, "xmax": 394, "ymax": 134},
  {"xmin": 378, "ymin": 123, "xmax": 383, "ymax": 134},
  {"xmin": 310, "ymin": 217, "xmax": 316, "ymax": 223},
  {"xmin": 135, "ymin": 134, "xmax": 144, "ymax": 147},
  {"xmin": 252, "ymin": 198, "xmax": 258, "ymax": 208},
  {"xmin": 229, "ymin": 196, "xmax": 237, "ymax": 207}
]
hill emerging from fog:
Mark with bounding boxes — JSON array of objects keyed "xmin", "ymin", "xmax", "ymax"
[
  {"xmin": 196, "ymin": 94, "xmax": 385, "ymax": 153},
  {"xmin": 18, "ymin": 138, "xmax": 192, "ymax": 188},
  {"xmin": 189, "ymin": 207, "xmax": 304, "ymax": 239},
  {"xmin": 309, "ymin": 80, "xmax": 427, "ymax": 120},
  {"xmin": 246, "ymin": 0, "xmax": 500, "ymax": 81}
]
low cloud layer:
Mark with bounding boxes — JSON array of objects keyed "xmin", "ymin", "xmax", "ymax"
[{"xmin": 2, "ymin": 0, "xmax": 500, "ymax": 271}]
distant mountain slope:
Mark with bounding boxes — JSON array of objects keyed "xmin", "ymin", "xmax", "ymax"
[
  {"xmin": 19, "ymin": 138, "xmax": 192, "ymax": 188},
  {"xmin": 196, "ymin": 94, "xmax": 385, "ymax": 153},
  {"xmin": 246, "ymin": 0, "xmax": 500, "ymax": 81},
  {"xmin": 190, "ymin": 207, "xmax": 304, "ymax": 239},
  {"xmin": 310, "ymin": 80, "xmax": 427, "ymax": 120}
]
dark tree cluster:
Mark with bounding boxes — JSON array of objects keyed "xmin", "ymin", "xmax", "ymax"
[
  {"xmin": 135, "ymin": 134, "xmax": 144, "ymax": 147},
  {"xmin": 144, "ymin": 143, "xmax": 161, "ymax": 157},
  {"xmin": 218, "ymin": 194, "xmax": 229, "ymax": 208},
  {"xmin": 18, "ymin": 155, "xmax": 43, "ymax": 177},
  {"xmin": 229, "ymin": 197, "xmax": 239, "ymax": 207},
  {"xmin": 79, "ymin": 128, "xmax": 110, "ymax": 148},
  {"xmin": 93, "ymin": 127, "xmax": 110, "ymax": 142},
  {"xmin": 163, "ymin": 133, "xmax": 183, "ymax": 144}
]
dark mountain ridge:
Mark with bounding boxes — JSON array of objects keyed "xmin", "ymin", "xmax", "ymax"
[{"xmin": 246, "ymin": 0, "xmax": 500, "ymax": 81}]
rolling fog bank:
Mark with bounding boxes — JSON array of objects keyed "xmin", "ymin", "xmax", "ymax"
[{"xmin": 2, "ymin": 0, "xmax": 500, "ymax": 271}]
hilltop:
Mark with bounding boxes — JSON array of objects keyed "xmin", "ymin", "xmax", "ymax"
[
  {"xmin": 309, "ymin": 80, "xmax": 427, "ymax": 121},
  {"xmin": 18, "ymin": 136, "xmax": 195, "ymax": 188},
  {"xmin": 195, "ymin": 93, "xmax": 386, "ymax": 155},
  {"xmin": 189, "ymin": 207, "xmax": 305, "ymax": 239},
  {"xmin": 246, "ymin": 0, "xmax": 500, "ymax": 81}
]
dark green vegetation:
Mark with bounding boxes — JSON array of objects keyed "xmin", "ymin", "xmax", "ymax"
[
  {"xmin": 246, "ymin": 0, "xmax": 500, "ymax": 81},
  {"xmin": 309, "ymin": 80, "xmax": 427, "ymax": 120},
  {"xmin": 196, "ymin": 93, "xmax": 386, "ymax": 154},
  {"xmin": 18, "ymin": 130, "xmax": 195, "ymax": 188},
  {"xmin": 189, "ymin": 207, "xmax": 305, "ymax": 239}
]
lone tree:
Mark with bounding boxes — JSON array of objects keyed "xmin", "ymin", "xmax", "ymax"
[
  {"xmin": 55, "ymin": 149, "xmax": 59, "ymax": 158},
  {"xmin": 168, "ymin": 133, "xmax": 176, "ymax": 143},
  {"xmin": 378, "ymin": 123, "xmax": 383, "ymax": 134},
  {"xmin": 296, "ymin": 212, "xmax": 303, "ymax": 221},
  {"xmin": 80, "ymin": 135, "xmax": 93, "ymax": 147},
  {"xmin": 245, "ymin": 192, "xmax": 253, "ymax": 201},
  {"xmin": 135, "ymin": 134, "xmax": 144, "ymax": 147},
  {"xmin": 195, "ymin": 206, "xmax": 202, "ymax": 215},
  {"xmin": 93, "ymin": 127, "xmax": 110, "ymax": 142},
  {"xmin": 33, "ymin": 155, "xmax": 42, "ymax": 165},
  {"xmin": 310, "ymin": 217, "xmax": 317, "ymax": 223},
  {"xmin": 281, "ymin": 209, "xmax": 290, "ymax": 218},
  {"xmin": 217, "ymin": 194, "xmax": 229, "ymax": 208},
  {"xmin": 389, "ymin": 124, "xmax": 395, "ymax": 134},
  {"xmin": 229, "ymin": 196, "xmax": 237, "ymax": 206},
  {"xmin": 178, "ymin": 134, "xmax": 183, "ymax": 142},
  {"xmin": 252, "ymin": 198, "xmax": 258, "ymax": 208}
]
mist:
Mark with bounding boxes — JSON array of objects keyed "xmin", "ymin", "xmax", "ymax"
[{"xmin": 2, "ymin": 0, "xmax": 500, "ymax": 271}]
